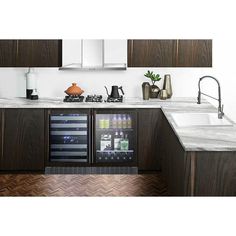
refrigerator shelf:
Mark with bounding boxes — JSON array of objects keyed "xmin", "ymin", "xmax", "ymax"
[{"xmin": 96, "ymin": 128, "xmax": 133, "ymax": 131}]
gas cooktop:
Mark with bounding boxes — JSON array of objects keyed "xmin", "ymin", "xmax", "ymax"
[{"xmin": 63, "ymin": 95, "xmax": 123, "ymax": 103}]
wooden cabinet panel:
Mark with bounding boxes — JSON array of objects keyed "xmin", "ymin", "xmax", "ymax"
[
  {"xmin": 31, "ymin": 40, "xmax": 62, "ymax": 67},
  {"xmin": 191, "ymin": 151, "xmax": 236, "ymax": 196},
  {"xmin": 138, "ymin": 109, "xmax": 162, "ymax": 171},
  {"xmin": 128, "ymin": 40, "xmax": 177, "ymax": 67},
  {"xmin": 159, "ymin": 111, "xmax": 187, "ymax": 195},
  {"xmin": 17, "ymin": 40, "xmax": 33, "ymax": 67},
  {"xmin": 0, "ymin": 109, "xmax": 45, "ymax": 171},
  {"xmin": 0, "ymin": 39, "xmax": 62, "ymax": 67},
  {"xmin": 0, "ymin": 40, "xmax": 17, "ymax": 66},
  {"xmin": 128, "ymin": 39, "xmax": 212, "ymax": 67},
  {"xmin": 176, "ymin": 40, "xmax": 212, "ymax": 67}
]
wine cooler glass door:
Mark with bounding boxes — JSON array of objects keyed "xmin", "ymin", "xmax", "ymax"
[
  {"xmin": 94, "ymin": 110, "xmax": 137, "ymax": 165},
  {"xmin": 50, "ymin": 113, "xmax": 89, "ymax": 162}
]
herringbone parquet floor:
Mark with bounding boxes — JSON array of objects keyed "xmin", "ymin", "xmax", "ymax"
[{"xmin": 0, "ymin": 173, "xmax": 168, "ymax": 196}]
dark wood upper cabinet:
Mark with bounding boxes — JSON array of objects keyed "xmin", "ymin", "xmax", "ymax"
[
  {"xmin": 0, "ymin": 40, "xmax": 17, "ymax": 66},
  {"xmin": 128, "ymin": 40, "xmax": 177, "ymax": 67},
  {"xmin": 128, "ymin": 39, "xmax": 212, "ymax": 67},
  {"xmin": 31, "ymin": 40, "xmax": 62, "ymax": 67},
  {"xmin": 176, "ymin": 40, "xmax": 212, "ymax": 67},
  {"xmin": 0, "ymin": 109, "xmax": 45, "ymax": 171},
  {"xmin": 0, "ymin": 40, "xmax": 62, "ymax": 67}
]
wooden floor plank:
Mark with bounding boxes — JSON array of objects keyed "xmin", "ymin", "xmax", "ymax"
[{"xmin": 0, "ymin": 174, "xmax": 168, "ymax": 196}]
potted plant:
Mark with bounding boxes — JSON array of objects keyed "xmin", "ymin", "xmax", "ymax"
[{"xmin": 144, "ymin": 70, "xmax": 162, "ymax": 98}]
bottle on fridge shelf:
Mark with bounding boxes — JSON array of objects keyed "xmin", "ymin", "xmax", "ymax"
[
  {"xmin": 99, "ymin": 115, "xmax": 105, "ymax": 129},
  {"xmin": 112, "ymin": 115, "xmax": 117, "ymax": 129},
  {"xmin": 120, "ymin": 134, "xmax": 129, "ymax": 151},
  {"xmin": 127, "ymin": 115, "xmax": 132, "ymax": 129},
  {"xmin": 104, "ymin": 116, "xmax": 110, "ymax": 129},
  {"xmin": 114, "ymin": 131, "xmax": 121, "ymax": 150},
  {"xmin": 122, "ymin": 114, "xmax": 127, "ymax": 129},
  {"xmin": 117, "ymin": 115, "xmax": 122, "ymax": 129},
  {"xmin": 100, "ymin": 134, "xmax": 112, "ymax": 151}
]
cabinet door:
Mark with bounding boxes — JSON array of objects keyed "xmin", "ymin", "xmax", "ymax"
[
  {"xmin": 17, "ymin": 40, "xmax": 33, "ymax": 66},
  {"xmin": 104, "ymin": 40, "xmax": 127, "ymax": 65},
  {"xmin": 0, "ymin": 40, "xmax": 17, "ymax": 67},
  {"xmin": 0, "ymin": 40, "xmax": 62, "ymax": 67},
  {"xmin": 176, "ymin": 40, "xmax": 212, "ymax": 67},
  {"xmin": 138, "ymin": 109, "xmax": 161, "ymax": 171},
  {"xmin": 128, "ymin": 40, "xmax": 177, "ymax": 67},
  {"xmin": 31, "ymin": 40, "xmax": 62, "ymax": 67},
  {"xmin": 0, "ymin": 109, "xmax": 45, "ymax": 171}
]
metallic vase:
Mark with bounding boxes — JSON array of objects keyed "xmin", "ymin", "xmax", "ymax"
[
  {"xmin": 163, "ymin": 74, "xmax": 173, "ymax": 98},
  {"xmin": 142, "ymin": 82, "xmax": 150, "ymax": 100},
  {"xmin": 160, "ymin": 89, "xmax": 168, "ymax": 100},
  {"xmin": 149, "ymin": 84, "xmax": 160, "ymax": 98}
]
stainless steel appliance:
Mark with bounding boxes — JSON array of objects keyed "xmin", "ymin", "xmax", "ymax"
[
  {"xmin": 50, "ymin": 113, "xmax": 89, "ymax": 162},
  {"xmin": 94, "ymin": 110, "xmax": 137, "ymax": 164},
  {"xmin": 49, "ymin": 110, "xmax": 137, "ymax": 166}
]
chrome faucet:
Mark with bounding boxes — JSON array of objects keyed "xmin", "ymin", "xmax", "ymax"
[{"xmin": 197, "ymin": 75, "xmax": 224, "ymax": 119}]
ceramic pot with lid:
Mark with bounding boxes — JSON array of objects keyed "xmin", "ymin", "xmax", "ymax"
[{"xmin": 65, "ymin": 83, "xmax": 84, "ymax": 96}]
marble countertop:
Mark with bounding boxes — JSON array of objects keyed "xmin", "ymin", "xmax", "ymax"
[
  {"xmin": 0, "ymin": 96, "xmax": 236, "ymax": 151},
  {"xmin": 0, "ymin": 96, "xmax": 203, "ymax": 109}
]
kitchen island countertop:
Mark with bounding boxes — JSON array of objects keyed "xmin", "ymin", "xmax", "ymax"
[{"xmin": 0, "ymin": 96, "xmax": 236, "ymax": 151}]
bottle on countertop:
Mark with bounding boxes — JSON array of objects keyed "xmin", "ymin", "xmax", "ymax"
[{"xmin": 25, "ymin": 68, "xmax": 37, "ymax": 99}]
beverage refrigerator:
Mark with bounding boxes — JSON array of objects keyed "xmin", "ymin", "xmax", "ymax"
[
  {"xmin": 48, "ymin": 109, "xmax": 137, "ymax": 166},
  {"xmin": 93, "ymin": 110, "xmax": 137, "ymax": 166}
]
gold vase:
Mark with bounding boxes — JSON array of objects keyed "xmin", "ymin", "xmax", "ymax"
[{"xmin": 163, "ymin": 74, "xmax": 172, "ymax": 98}]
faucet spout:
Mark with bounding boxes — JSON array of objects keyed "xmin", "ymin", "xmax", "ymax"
[{"xmin": 197, "ymin": 75, "xmax": 224, "ymax": 119}]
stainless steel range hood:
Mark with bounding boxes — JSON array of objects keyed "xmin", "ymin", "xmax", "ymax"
[{"xmin": 60, "ymin": 39, "xmax": 127, "ymax": 70}]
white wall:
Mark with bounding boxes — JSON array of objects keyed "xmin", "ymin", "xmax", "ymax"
[{"xmin": 0, "ymin": 38, "xmax": 236, "ymax": 122}]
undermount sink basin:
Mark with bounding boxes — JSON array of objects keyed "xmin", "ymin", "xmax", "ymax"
[{"xmin": 171, "ymin": 112, "xmax": 233, "ymax": 127}]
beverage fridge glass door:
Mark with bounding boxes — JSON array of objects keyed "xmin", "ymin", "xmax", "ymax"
[
  {"xmin": 50, "ymin": 113, "xmax": 89, "ymax": 162},
  {"xmin": 95, "ymin": 111, "xmax": 136, "ymax": 164}
]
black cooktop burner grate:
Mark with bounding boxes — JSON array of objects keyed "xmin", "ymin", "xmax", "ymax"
[{"xmin": 63, "ymin": 95, "xmax": 84, "ymax": 102}]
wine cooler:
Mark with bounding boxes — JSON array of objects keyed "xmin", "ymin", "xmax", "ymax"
[
  {"xmin": 48, "ymin": 109, "xmax": 137, "ymax": 167},
  {"xmin": 49, "ymin": 111, "xmax": 89, "ymax": 163},
  {"xmin": 94, "ymin": 110, "xmax": 137, "ymax": 165}
]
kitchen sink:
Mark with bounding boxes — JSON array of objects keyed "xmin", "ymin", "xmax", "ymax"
[{"xmin": 171, "ymin": 112, "xmax": 233, "ymax": 127}]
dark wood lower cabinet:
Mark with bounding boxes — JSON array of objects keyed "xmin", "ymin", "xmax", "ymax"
[
  {"xmin": 160, "ymin": 111, "xmax": 236, "ymax": 196},
  {"xmin": 138, "ymin": 109, "xmax": 161, "ymax": 171},
  {"xmin": 0, "ymin": 109, "xmax": 45, "ymax": 171}
]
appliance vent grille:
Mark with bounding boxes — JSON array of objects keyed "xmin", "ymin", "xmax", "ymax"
[{"xmin": 45, "ymin": 166, "xmax": 138, "ymax": 174}]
